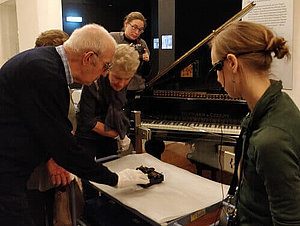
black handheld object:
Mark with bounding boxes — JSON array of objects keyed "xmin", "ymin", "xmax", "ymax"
[
  {"xmin": 133, "ymin": 44, "xmax": 145, "ymax": 60},
  {"xmin": 136, "ymin": 166, "xmax": 164, "ymax": 188}
]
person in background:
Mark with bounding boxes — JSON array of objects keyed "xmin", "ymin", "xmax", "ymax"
[
  {"xmin": 75, "ymin": 44, "xmax": 139, "ymax": 200},
  {"xmin": 34, "ymin": 29, "xmax": 69, "ymax": 48},
  {"xmin": 209, "ymin": 21, "xmax": 300, "ymax": 225},
  {"xmin": 0, "ymin": 24, "xmax": 149, "ymax": 225},
  {"xmin": 110, "ymin": 11, "xmax": 151, "ymax": 93},
  {"xmin": 110, "ymin": 11, "xmax": 165, "ymax": 160}
]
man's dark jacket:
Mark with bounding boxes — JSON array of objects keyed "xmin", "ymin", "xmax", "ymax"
[{"xmin": 0, "ymin": 47, "xmax": 117, "ymax": 223}]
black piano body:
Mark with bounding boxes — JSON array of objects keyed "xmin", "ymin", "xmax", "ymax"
[{"xmin": 135, "ymin": 88, "xmax": 248, "ymax": 142}]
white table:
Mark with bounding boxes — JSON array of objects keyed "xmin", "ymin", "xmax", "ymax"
[{"xmin": 91, "ymin": 153, "xmax": 228, "ymax": 225}]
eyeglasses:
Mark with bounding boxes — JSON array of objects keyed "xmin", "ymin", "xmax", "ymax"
[
  {"xmin": 209, "ymin": 59, "xmax": 225, "ymax": 74},
  {"xmin": 89, "ymin": 51, "xmax": 112, "ymax": 72},
  {"xmin": 103, "ymin": 62, "xmax": 112, "ymax": 72},
  {"xmin": 209, "ymin": 50, "xmax": 267, "ymax": 74},
  {"xmin": 128, "ymin": 22, "xmax": 144, "ymax": 33}
]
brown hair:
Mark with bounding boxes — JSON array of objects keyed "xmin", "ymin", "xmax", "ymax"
[
  {"xmin": 123, "ymin": 11, "xmax": 147, "ymax": 30},
  {"xmin": 209, "ymin": 21, "xmax": 290, "ymax": 71},
  {"xmin": 35, "ymin": 29, "xmax": 69, "ymax": 47}
]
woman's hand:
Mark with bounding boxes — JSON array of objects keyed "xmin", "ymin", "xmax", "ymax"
[{"xmin": 142, "ymin": 50, "xmax": 150, "ymax": 62}]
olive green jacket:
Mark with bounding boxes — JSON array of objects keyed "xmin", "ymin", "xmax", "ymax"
[{"xmin": 238, "ymin": 80, "xmax": 300, "ymax": 226}]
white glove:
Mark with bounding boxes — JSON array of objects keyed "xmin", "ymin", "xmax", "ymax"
[
  {"xmin": 116, "ymin": 168, "xmax": 150, "ymax": 188},
  {"xmin": 115, "ymin": 135, "xmax": 131, "ymax": 152}
]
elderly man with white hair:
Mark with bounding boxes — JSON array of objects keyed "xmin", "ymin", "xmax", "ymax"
[{"xmin": 0, "ymin": 24, "xmax": 149, "ymax": 225}]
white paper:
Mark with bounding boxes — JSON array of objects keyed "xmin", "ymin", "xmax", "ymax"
[
  {"xmin": 242, "ymin": 0, "xmax": 294, "ymax": 89},
  {"xmin": 91, "ymin": 153, "xmax": 229, "ymax": 224}
]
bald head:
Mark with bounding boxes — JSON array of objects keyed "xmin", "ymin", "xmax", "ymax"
[
  {"xmin": 63, "ymin": 23, "xmax": 116, "ymax": 56},
  {"xmin": 64, "ymin": 24, "xmax": 116, "ymax": 86}
]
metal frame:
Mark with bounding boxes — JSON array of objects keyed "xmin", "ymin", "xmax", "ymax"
[
  {"xmin": 89, "ymin": 182, "xmax": 222, "ymax": 226},
  {"xmin": 133, "ymin": 111, "xmax": 151, "ymax": 153}
]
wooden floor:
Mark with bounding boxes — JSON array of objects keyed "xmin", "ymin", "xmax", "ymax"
[
  {"xmin": 160, "ymin": 142, "xmax": 232, "ymax": 226},
  {"xmin": 161, "ymin": 142, "xmax": 233, "ymax": 185},
  {"xmin": 161, "ymin": 142, "xmax": 197, "ymax": 174}
]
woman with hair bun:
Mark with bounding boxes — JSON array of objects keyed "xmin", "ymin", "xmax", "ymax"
[{"xmin": 210, "ymin": 21, "xmax": 300, "ymax": 225}]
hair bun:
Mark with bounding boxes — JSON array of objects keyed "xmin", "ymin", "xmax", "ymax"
[{"xmin": 266, "ymin": 37, "xmax": 290, "ymax": 59}]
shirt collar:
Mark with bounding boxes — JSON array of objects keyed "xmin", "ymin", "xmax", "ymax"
[
  {"xmin": 55, "ymin": 45, "xmax": 73, "ymax": 85},
  {"xmin": 123, "ymin": 32, "xmax": 138, "ymax": 45}
]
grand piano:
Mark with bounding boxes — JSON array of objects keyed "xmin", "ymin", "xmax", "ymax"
[{"xmin": 131, "ymin": 2, "xmax": 255, "ymax": 178}]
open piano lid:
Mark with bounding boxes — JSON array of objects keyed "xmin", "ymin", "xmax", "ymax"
[{"xmin": 145, "ymin": 1, "xmax": 256, "ymax": 94}]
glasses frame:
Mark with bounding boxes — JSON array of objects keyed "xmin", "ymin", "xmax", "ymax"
[
  {"xmin": 91, "ymin": 51, "xmax": 112, "ymax": 72},
  {"xmin": 209, "ymin": 50, "xmax": 267, "ymax": 74},
  {"xmin": 103, "ymin": 62, "xmax": 112, "ymax": 72},
  {"xmin": 209, "ymin": 59, "xmax": 225, "ymax": 74},
  {"xmin": 128, "ymin": 22, "xmax": 144, "ymax": 33}
]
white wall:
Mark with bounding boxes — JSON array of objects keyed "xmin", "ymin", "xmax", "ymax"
[
  {"xmin": 16, "ymin": 0, "xmax": 63, "ymax": 52},
  {"xmin": 0, "ymin": 0, "xmax": 18, "ymax": 66},
  {"xmin": 285, "ymin": 0, "xmax": 300, "ymax": 108},
  {"xmin": 0, "ymin": 0, "xmax": 62, "ymax": 67}
]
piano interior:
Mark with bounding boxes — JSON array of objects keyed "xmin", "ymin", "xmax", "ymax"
[{"xmin": 131, "ymin": 2, "xmax": 254, "ymax": 182}]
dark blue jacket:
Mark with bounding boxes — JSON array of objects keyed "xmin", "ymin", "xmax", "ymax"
[{"xmin": 0, "ymin": 47, "xmax": 118, "ymax": 191}]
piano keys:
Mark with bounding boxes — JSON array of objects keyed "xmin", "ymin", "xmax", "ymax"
[{"xmin": 141, "ymin": 119, "xmax": 241, "ymax": 136}]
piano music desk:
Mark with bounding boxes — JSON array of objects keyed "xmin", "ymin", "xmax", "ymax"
[{"xmin": 90, "ymin": 153, "xmax": 228, "ymax": 225}]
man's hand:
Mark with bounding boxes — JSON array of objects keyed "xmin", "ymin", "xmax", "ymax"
[
  {"xmin": 46, "ymin": 158, "xmax": 72, "ymax": 187},
  {"xmin": 116, "ymin": 169, "xmax": 149, "ymax": 188}
]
